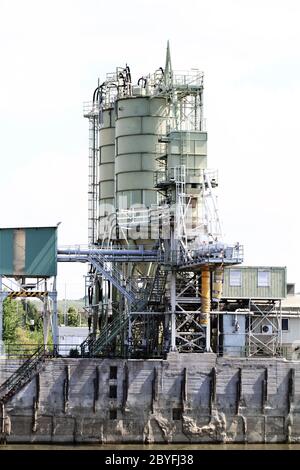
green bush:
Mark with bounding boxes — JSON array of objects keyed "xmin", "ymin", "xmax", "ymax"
[{"xmin": 69, "ymin": 348, "xmax": 80, "ymax": 357}]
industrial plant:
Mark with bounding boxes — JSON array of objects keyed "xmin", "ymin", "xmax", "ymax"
[{"xmin": 0, "ymin": 44, "xmax": 300, "ymax": 444}]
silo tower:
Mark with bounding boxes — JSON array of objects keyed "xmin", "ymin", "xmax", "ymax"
[{"xmin": 81, "ymin": 43, "xmax": 243, "ymax": 357}]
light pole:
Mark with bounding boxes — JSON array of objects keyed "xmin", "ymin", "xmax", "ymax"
[{"xmin": 64, "ymin": 283, "xmax": 67, "ymax": 326}]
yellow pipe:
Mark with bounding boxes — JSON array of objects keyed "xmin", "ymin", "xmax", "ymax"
[
  {"xmin": 200, "ymin": 267, "xmax": 210, "ymax": 326},
  {"xmin": 212, "ymin": 266, "xmax": 224, "ymax": 301}
]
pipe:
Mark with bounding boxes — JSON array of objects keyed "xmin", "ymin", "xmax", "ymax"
[
  {"xmin": 118, "ymin": 72, "xmax": 125, "ymax": 86},
  {"xmin": 92, "ymin": 82, "xmax": 105, "ymax": 103},
  {"xmin": 57, "ymin": 248, "xmax": 157, "ymax": 256},
  {"xmin": 138, "ymin": 77, "xmax": 147, "ymax": 88},
  {"xmin": 125, "ymin": 65, "xmax": 131, "ymax": 83},
  {"xmin": 212, "ymin": 267, "xmax": 224, "ymax": 301},
  {"xmin": 194, "ymin": 242, "xmax": 227, "ymax": 255},
  {"xmin": 57, "ymin": 256, "xmax": 159, "ymax": 263},
  {"xmin": 200, "ymin": 267, "xmax": 210, "ymax": 326},
  {"xmin": 88, "ymin": 286, "xmax": 93, "ymax": 305}
]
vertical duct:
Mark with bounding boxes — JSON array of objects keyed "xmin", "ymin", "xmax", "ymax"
[
  {"xmin": 13, "ymin": 229, "xmax": 25, "ymax": 275},
  {"xmin": 200, "ymin": 268, "xmax": 210, "ymax": 326},
  {"xmin": 212, "ymin": 267, "xmax": 224, "ymax": 302}
]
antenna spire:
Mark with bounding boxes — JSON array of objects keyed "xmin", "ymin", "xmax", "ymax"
[{"xmin": 164, "ymin": 40, "xmax": 173, "ymax": 87}]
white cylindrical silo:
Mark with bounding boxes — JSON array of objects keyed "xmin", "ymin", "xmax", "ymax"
[
  {"xmin": 115, "ymin": 96, "xmax": 168, "ymax": 212},
  {"xmin": 99, "ymin": 107, "xmax": 115, "ymax": 241}
]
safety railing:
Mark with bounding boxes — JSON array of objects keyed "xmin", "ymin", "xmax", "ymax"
[
  {"xmin": 166, "ymin": 243, "xmax": 244, "ymax": 266},
  {"xmin": 216, "ymin": 344, "xmax": 285, "ymax": 358},
  {"xmin": 173, "ymin": 70, "xmax": 204, "ymax": 87},
  {"xmin": 0, "ymin": 345, "xmax": 48, "ymax": 404},
  {"xmin": 1, "ymin": 343, "xmax": 107, "ymax": 359},
  {"xmin": 91, "ymin": 311, "xmax": 129, "ymax": 357},
  {"xmin": 58, "ymin": 244, "xmax": 160, "ymax": 254},
  {"xmin": 154, "ymin": 167, "xmax": 218, "ymax": 187},
  {"xmin": 4, "ymin": 343, "xmax": 55, "ymax": 359}
]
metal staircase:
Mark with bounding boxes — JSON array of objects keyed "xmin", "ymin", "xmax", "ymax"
[
  {"xmin": 80, "ymin": 333, "xmax": 95, "ymax": 357},
  {"xmin": 81, "ymin": 298, "xmax": 145, "ymax": 357},
  {"xmin": 87, "ymin": 311, "xmax": 129, "ymax": 357},
  {"xmin": 148, "ymin": 268, "xmax": 168, "ymax": 305},
  {"xmin": 80, "ymin": 265, "xmax": 168, "ymax": 357},
  {"xmin": 80, "ymin": 252, "xmax": 145, "ymax": 357},
  {"xmin": 88, "ymin": 253, "xmax": 140, "ymax": 303},
  {"xmin": 0, "ymin": 346, "xmax": 47, "ymax": 404}
]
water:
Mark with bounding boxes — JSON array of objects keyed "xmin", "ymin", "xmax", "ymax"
[{"xmin": 1, "ymin": 443, "xmax": 300, "ymax": 450}]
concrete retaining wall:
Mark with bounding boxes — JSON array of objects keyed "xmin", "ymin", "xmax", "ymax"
[{"xmin": 1, "ymin": 353, "xmax": 300, "ymax": 443}]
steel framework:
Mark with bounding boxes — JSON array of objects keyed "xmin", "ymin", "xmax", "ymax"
[{"xmin": 0, "ymin": 275, "xmax": 58, "ymax": 356}]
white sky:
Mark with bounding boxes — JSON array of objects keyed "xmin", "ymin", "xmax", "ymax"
[{"xmin": 1, "ymin": 0, "xmax": 300, "ymax": 298}]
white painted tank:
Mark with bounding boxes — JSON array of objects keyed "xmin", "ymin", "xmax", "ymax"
[
  {"xmin": 99, "ymin": 108, "xmax": 115, "ymax": 241},
  {"xmin": 115, "ymin": 96, "xmax": 168, "ymax": 211},
  {"xmin": 167, "ymin": 131, "xmax": 208, "ymax": 173},
  {"xmin": 167, "ymin": 131, "xmax": 208, "ymax": 236}
]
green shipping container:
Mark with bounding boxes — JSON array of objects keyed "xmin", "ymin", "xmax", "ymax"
[
  {"xmin": 222, "ymin": 266, "xmax": 287, "ymax": 300},
  {"xmin": 0, "ymin": 227, "xmax": 57, "ymax": 277}
]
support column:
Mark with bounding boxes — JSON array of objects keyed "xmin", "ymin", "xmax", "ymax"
[
  {"xmin": 200, "ymin": 267, "xmax": 211, "ymax": 352},
  {"xmin": 43, "ymin": 279, "xmax": 50, "ymax": 345},
  {"xmin": 212, "ymin": 267, "xmax": 224, "ymax": 302},
  {"xmin": 92, "ymin": 276, "xmax": 101, "ymax": 337},
  {"xmin": 170, "ymin": 270, "xmax": 176, "ymax": 352},
  {"xmin": 128, "ymin": 306, "xmax": 132, "ymax": 356},
  {"xmin": 0, "ymin": 276, "xmax": 3, "ymax": 356},
  {"xmin": 206, "ymin": 315, "xmax": 211, "ymax": 352},
  {"xmin": 51, "ymin": 277, "xmax": 58, "ymax": 354}
]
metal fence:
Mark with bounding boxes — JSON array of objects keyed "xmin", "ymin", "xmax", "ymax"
[
  {"xmin": 3, "ymin": 343, "xmax": 83, "ymax": 359},
  {"xmin": 2, "ymin": 342, "xmax": 290, "ymax": 360}
]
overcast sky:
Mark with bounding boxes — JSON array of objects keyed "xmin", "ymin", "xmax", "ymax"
[{"xmin": 1, "ymin": 0, "xmax": 300, "ymax": 298}]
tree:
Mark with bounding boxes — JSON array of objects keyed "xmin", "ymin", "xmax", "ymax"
[
  {"xmin": 67, "ymin": 306, "xmax": 80, "ymax": 326},
  {"xmin": 22, "ymin": 300, "xmax": 43, "ymax": 331},
  {"xmin": 3, "ymin": 298, "xmax": 45, "ymax": 352},
  {"xmin": 3, "ymin": 298, "xmax": 23, "ymax": 343}
]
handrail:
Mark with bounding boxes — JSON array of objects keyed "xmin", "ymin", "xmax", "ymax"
[
  {"xmin": 0, "ymin": 346, "xmax": 47, "ymax": 404},
  {"xmin": 91, "ymin": 311, "xmax": 129, "ymax": 357},
  {"xmin": 81, "ymin": 267, "xmax": 168, "ymax": 357}
]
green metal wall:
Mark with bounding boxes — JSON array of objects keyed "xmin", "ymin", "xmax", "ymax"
[
  {"xmin": 222, "ymin": 266, "xmax": 286, "ymax": 299},
  {"xmin": 0, "ymin": 227, "xmax": 57, "ymax": 277}
]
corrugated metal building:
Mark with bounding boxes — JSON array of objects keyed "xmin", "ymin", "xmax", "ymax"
[
  {"xmin": 0, "ymin": 227, "xmax": 57, "ymax": 277},
  {"xmin": 58, "ymin": 326, "xmax": 89, "ymax": 356},
  {"xmin": 222, "ymin": 265, "xmax": 286, "ymax": 299}
]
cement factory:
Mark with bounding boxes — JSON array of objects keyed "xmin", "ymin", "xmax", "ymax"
[
  {"xmin": 77, "ymin": 41, "xmax": 244, "ymax": 359},
  {"xmin": 0, "ymin": 44, "xmax": 300, "ymax": 444}
]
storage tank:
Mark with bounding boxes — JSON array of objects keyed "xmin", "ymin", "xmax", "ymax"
[
  {"xmin": 167, "ymin": 131, "xmax": 207, "ymax": 172},
  {"xmin": 99, "ymin": 107, "xmax": 115, "ymax": 242},
  {"xmin": 115, "ymin": 95, "xmax": 168, "ymax": 216},
  {"xmin": 167, "ymin": 130, "xmax": 208, "ymax": 237}
]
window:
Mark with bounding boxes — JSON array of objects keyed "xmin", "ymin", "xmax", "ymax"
[
  {"xmin": 109, "ymin": 385, "xmax": 117, "ymax": 399},
  {"xmin": 258, "ymin": 270, "xmax": 270, "ymax": 287},
  {"xmin": 229, "ymin": 269, "xmax": 242, "ymax": 287},
  {"xmin": 110, "ymin": 366, "xmax": 118, "ymax": 380},
  {"xmin": 282, "ymin": 318, "xmax": 289, "ymax": 331},
  {"xmin": 287, "ymin": 283, "xmax": 295, "ymax": 296},
  {"xmin": 172, "ymin": 408, "xmax": 182, "ymax": 421},
  {"xmin": 109, "ymin": 409, "xmax": 117, "ymax": 420}
]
